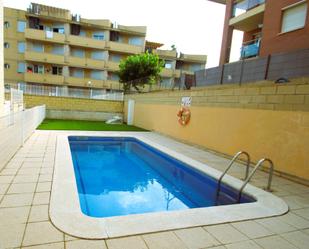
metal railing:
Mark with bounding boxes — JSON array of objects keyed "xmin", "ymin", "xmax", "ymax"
[
  {"xmin": 216, "ymin": 151, "xmax": 251, "ymax": 199},
  {"xmin": 232, "ymin": 0, "xmax": 265, "ymax": 17},
  {"xmin": 6, "ymin": 84, "xmax": 124, "ymax": 101},
  {"xmin": 237, "ymin": 158, "xmax": 274, "ymax": 202}
]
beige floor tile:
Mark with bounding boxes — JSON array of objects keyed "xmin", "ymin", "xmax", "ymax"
[
  {"xmin": 231, "ymin": 220, "xmax": 274, "ymax": 239},
  {"xmin": 0, "ymin": 206, "xmax": 30, "ymax": 224},
  {"xmin": 0, "ymin": 175, "xmax": 15, "ymax": 183},
  {"xmin": 64, "ymin": 234, "xmax": 79, "ymax": 241},
  {"xmin": 22, "ymin": 162, "xmax": 42, "ymax": 168},
  {"xmin": 280, "ymin": 231, "xmax": 309, "ymax": 249},
  {"xmin": 292, "ymin": 208, "xmax": 309, "ymax": 220},
  {"xmin": 32, "ymin": 192, "xmax": 50, "ymax": 205},
  {"xmin": 7, "ymin": 183, "xmax": 37, "ymax": 194},
  {"xmin": 0, "ymin": 168, "xmax": 19, "ymax": 175},
  {"xmin": 207, "ymin": 246, "xmax": 227, "ymax": 249},
  {"xmin": 18, "ymin": 168, "xmax": 41, "ymax": 175},
  {"xmin": 143, "ymin": 231, "xmax": 188, "ymax": 249},
  {"xmin": 279, "ymin": 212, "xmax": 309, "ymax": 229},
  {"xmin": 21, "ymin": 242, "xmax": 65, "ymax": 249},
  {"xmin": 282, "ymin": 195, "xmax": 309, "ymax": 210},
  {"xmin": 65, "ymin": 239, "xmax": 106, "ymax": 249},
  {"xmin": 205, "ymin": 224, "xmax": 248, "ymax": 244},
  {"xmin": 0, "ymin": 183, "xmax": 9, "ymax": 194},
  {"xmin": 256, "ymin": 216, "xmax": 297, "ymax": 234},
  {"xmin": 225, "ymin": 240, "xmax": 262, "ymax": 249},
  {"xmin": 36, "ymin": 182, "xmax": 52, "ymax": 192},
  {"xmin": 175, "ymin": 227, "xmax": 220, "ymax": 249},
  {"xmin": 107, "ymin": 236, "xmax": 148, "ymax": 249},
  {"xmin": 29, "ymin": 205, "xmax": 49, "ymax": 222},
  {"xmin": 255, "ymin": 235, "xmax": 298, "ymax": 249},
  {"xmin": 0, "ymin": 223, "xmax": 26, "ymax": 248},
  {"xmin": 38, "ymin": 174, "xmax": 53, "ymax": 182},
  {"xmin": 40, "ymin": 168, "xmax": 54, "ymax": 174},
  {"xmin": 303, "ymin": 229, "xmax": 309, "ymax": 236},
  {"xmin": 0, "ymin": 193, "xmax": 33, "ymax": 207},
  {"xmin": 13, "ymin": 174, "xmax": 39, "ymax": 183},
  {"xmin": 22, "ymin": 221, "xmax": 64, "ymax": 246}
]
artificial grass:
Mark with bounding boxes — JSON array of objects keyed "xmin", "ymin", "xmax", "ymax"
[{"xmin": 37, "ymin": 119, "xmax": 148, "ymax": 131}]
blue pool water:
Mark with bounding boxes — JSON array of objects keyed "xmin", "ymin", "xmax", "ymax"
[{"xmin": 69, "ymin": 136, "xmax": 255, "ymax": 218}]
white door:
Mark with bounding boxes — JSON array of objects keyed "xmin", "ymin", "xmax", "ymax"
[{"xmin": 127, "ymin": 99, "xmax": 135, "ymax": 125}]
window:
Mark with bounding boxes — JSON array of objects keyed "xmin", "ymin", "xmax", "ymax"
[
  {"xmin": 4, "ymin": 21, "xmax": 10, "ymax": 28},
  {"xmin": 52, "ymin": 45, "xmax": 64, "ymax": 55},
  {"xmin": 18, "ymin": 42, "xmax": 26, "ymax": 53},
  {"xmin": 110, "ymin": 54, "xmax": 121, "ymax": 62},
  {"xmin": 79, "ymin": 30, "xmax": 86, "ymax": 37},
  {"xmin": 17, "ymin": 82, "xmax": 27, "ymax": 92},
  {"xmin": 72, "ymin": 69, "xmax": 84, "ymax": 78},
  {"xmin": 32, "ymin": 43, "xmax": 44, "ymax": 52},
  {"xmin": 28, "ymin": 65, "xmax": 44, "ymax": 74},
  {"xmin": 92, "ymin": 31, "xmax": 105, "ymax": 40},
  {"xmin": 71, "ymin": 48, "xmax": 85, "ymax": 58},
  {"xmin": 17, "ymin": 21, "xmax": 27, "ymax": 32},
  {"xmin": 90, "ymin": 70, "xmax": 105, "ymax": 80},
  {"xmin": 52, "ymin": 66, "xmax": 63, "ymax": 75},
  {"xmin": 190, "ymin": 64, "xmax": 202, "ymax": 72},
  {"xmin": 164, "ymin": 60, "xmax": 173, "ymax": 69},
  {"xmin": 4, "ymin": 42, "xmax": 9, "ymax": 48},
  {"xmin": 281, "ymin": 2, "xmax": 307, "ymax": 33},
  {"xmin": 4, "ymin": 63, "xmax": 10, "ymax": 69},
  {"xmin": 17, "ymin": 62, "xmax": 26, "ymax": 73},
  {"xmin": 128, "ymin": 37, "xmax": 143, "ymax": 46},
  {"xmin": 91, "ymin": 51, "xmax": 106, "ymax": 60}
]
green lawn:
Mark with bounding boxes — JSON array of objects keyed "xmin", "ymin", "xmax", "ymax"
[{"xmin": 38, "ymin": 119, "xmax": 148, "ymax": 131}]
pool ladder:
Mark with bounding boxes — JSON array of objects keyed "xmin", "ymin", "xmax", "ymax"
[{"xmin": 216, "ymin": 151, "xmax": 274, "ymax": 203}]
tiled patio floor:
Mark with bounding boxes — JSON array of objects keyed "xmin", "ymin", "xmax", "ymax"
[{"xmin": 0, "ymin": 130, "xmax": 308, "ymax": 249}]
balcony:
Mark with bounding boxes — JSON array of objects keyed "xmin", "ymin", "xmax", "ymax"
[
  {"xmin": 25, "ymin": 28, "xmax": 66, "ymax": 44},
  {"xmin": 24, "ymin": 73, "xmax": 64, "ymax": 85},
  {"xmin": 240, "ymin": 38, "xmax": 261, "ymax": 59},
  {"xmin": 24, "ymin": 51, "xmax": 65, "ymax": 65},
  {"xmin": 105, "ymin": 61, "xmax": 119, "ymax": 71},
  {"xmin": 178, "ymin": 53, "xmax": 207, "ymax": 63},
  {"xmin": 106, "ymin": 41, "xmax": 143, "ymax": 54},
  {"xmin": 27, "ymin": 3, "xmax": 71, "ymax": 20},
  {"xmin": 67, "ymin": 56, "xmax": 105, "ymax": 70},
  {"xmin": 65, "ymin": 77, "xmax": 106, "ymax": 88},
  {"xmin": 153, "ymin": 49, "xmax": 177, "ymax": 59},
  {"xmin": 230, "ymin": 0, "xmax": 265, "ymax": 32},
  {"xmin": 67, "ymin": 35, "xmax": 106, "ymax": 50},
  {"xmin": 105, "ymin": 80, "xmax": 122, "ymax": 90}
]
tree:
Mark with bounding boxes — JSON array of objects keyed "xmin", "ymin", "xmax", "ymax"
[{"xmin": 117, "ymin": 52, "xmax": 164, "ymax": 93}]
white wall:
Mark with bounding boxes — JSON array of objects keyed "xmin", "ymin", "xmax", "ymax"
[
  {"xmin": 0, "ymin": 105, "xmax": 46, "ymax": 171},
  {"xmin": 0, "ymin": 0, "xmax": 4, "ymax": 116}
]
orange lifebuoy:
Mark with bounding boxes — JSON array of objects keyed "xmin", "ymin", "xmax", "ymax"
[{"xmin": 177, "ymin": 107, "xmax": 191, "ymax": 126}]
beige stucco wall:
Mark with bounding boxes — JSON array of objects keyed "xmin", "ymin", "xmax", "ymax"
[
  {"xmin": 0, "ymin": 0, "xmax": 4, "ymax": 116},
  {"xmin": 125, "ymin": 79, "xmax": 309, "ymax": 182}
]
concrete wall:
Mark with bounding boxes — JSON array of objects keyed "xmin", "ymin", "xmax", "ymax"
[
  {"xmin": 0, "ymin": 0, "xmax": 4, "ymax": 116},
  {"xmin": 124, "ymin": 78, "xmax": 309, "ymax": 182}
]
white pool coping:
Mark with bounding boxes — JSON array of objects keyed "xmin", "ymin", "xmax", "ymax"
[{"xmin": 50, "ymin": 132, "xmax": 288, "ymax": 239}]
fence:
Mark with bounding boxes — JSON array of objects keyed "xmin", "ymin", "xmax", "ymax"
[
  {"xmin": 7, "ymin": 83, "xmax": 124, "ymax": 101},
  {"xmin": 0, "ymin": 105, "xmax": 46, "ymax": 171},
  {"xmin": 195, "ymin": 48, "xmax": 309, "ymax": 87}
]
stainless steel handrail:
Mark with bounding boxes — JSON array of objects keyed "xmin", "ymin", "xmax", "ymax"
[
  {"xmin": 216, "ymin": 151, "xmax": 250, "ymax": 198},
  {"xmin": 237, "ymin": 158, "xmax": 274, "ymax": 202}
]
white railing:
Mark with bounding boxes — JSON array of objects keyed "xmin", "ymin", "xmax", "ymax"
[{"xmin": 0, "ymin": 105, "xmax": 46, "ymax": 171}]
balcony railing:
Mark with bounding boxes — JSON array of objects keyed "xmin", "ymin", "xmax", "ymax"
[
  {"xmin": 232, "ymin": 0, "xmax": 265, "ymax": 17},
  {"xmin": 240, "ymin": 38, "xmax": 261, "ymax": 59}
]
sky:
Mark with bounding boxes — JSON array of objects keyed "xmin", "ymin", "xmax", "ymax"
[{"xmin": 3, "ymin": 0, "xmax": 243, "ymax": 68}]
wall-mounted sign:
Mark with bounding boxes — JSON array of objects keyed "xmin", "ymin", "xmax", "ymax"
[{"xmin": 181, "ymin": 96, "xmax": 192, "ymax": 107}]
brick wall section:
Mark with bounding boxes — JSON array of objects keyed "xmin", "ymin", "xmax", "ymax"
[
  {"xmin": 125, "ymin": 78, "xmax": 309, "ymax": 112},
  {"xmin": 5, "ymin": 94, "xmax": 123, "ymax": 113}
]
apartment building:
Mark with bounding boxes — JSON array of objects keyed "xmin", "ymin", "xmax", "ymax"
[
  {"xmin": 210, "ymin": 0, "xmax": 309, "ymax": 65},
  {"xmin": 3, "ymin": 3, "xmax": 207, "ymax": 97}
]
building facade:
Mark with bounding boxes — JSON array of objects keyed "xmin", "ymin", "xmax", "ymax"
[
  {"xmin": 211, "ymin": 0, "xmax": 309, "ymax": 65},
  {"xmin": 3, "ymin": 3, "xmax": 207, "ymax": 98},
  {"xmin": 0, "ymin": 0, "xmax": 4, "ymax": 115}
]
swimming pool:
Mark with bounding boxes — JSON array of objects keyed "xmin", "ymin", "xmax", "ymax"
[
  {"xmin": 69, "ymin": 136, "xmax": 255, "ymax": 218},
  {"xmin": 50, "ymin": 132, "xmax": 288, "ymax": 238}
]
